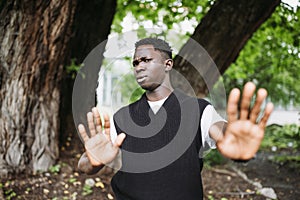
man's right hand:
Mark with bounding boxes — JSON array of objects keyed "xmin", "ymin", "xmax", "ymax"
[{"xmin": 78, "ymin": 107, "xmax": 126, "ymax": 167}]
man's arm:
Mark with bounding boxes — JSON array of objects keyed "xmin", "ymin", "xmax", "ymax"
[{"xmin": 209, "ymin": 82, "xmax": 273, "ymax": 160}]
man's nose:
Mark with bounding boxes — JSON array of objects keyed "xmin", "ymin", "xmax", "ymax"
[{"xmin": 134, "ymin": 63, "xmax": 145, "ymax": 73}]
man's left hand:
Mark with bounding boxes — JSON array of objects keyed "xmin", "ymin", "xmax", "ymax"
[{"xmin": 214, "ymin": 82, "xmax": 274, "ymax": 160}]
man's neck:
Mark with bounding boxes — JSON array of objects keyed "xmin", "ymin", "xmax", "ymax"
[{"xmin": 146, "ymin": 86, "xmax": 174, "ymax": 101}]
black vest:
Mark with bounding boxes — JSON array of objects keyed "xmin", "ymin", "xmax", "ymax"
[{"xmin": 111, "ymin": 89, "xmax": 210, "ymax": 200}]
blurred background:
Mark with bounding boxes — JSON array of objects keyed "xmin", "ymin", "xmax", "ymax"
[{"xmin": 0, "ymin": 0, "xmax": 299, "ymax": 199}]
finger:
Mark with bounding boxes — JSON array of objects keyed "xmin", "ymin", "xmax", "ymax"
[
  {"xmin": 78, "ymin": 124, "xmax": 89, "ymax": 143},
  {"xmin": 87, "ymin": 112, "xmax": 96, "ymax": 137},
  {"xmin": 249, "ymin": 88, "xmax": 268, "ymax": 123},
  {"xmin": 259, "ymin": 102, "xmax": 274, "ymax": 128},
  {"xmin": 227, "ymin": 88, "xmax": 240, "ymax": 122},
  {"xmin": 92, "ymin": 107, "xmax": 102, "ymax": 134},
  {"xmin": 240, "ymin": 82, "xmax": 256, "ymax": 119},
  {"xmin": 103, "ymin": 113, "xmax": 111, "ymax": 139},
  {"xmin": 114, "ymin": 133, "xmax": 126, "ymax": 147}
]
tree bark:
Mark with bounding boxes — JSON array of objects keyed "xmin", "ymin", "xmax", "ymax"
[
  {"xmin": 173, "ymin": 0, "xmax": 281, "ymax": 97},
  {"xmin": 0, "ymin": 0, "xmax": 116, "ymax": 176},
  {"xmin": 0, "ymin": 0, "xmax": 76, "ymax": 175},
  {"xmin": 59, "ymin": 0, "xmax": 116, "ymax": 153}
]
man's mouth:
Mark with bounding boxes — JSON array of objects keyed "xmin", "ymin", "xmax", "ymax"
[{"xmin": 136, "ymin": 76, "xmax": 147, "ymax": 83}]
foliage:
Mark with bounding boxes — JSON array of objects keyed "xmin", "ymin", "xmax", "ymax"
[
  {"xmin": 105, "ymin": 0, "xmax": 214, "ymax": 105},
  {"xmin": 66, "ymin": 59, "xmax": 84, "ymax": 79},
  {"xmin": 82, "ymin": 184, "xmax": 93, "ymax": 196},
  {"xmin": 204, "ymin": 149, "xmax": 227, "ymax": 168},
  {"xmin": 112, "ymin": 0, "xmax": 214, "ymax": 34},
  {"xmin": 272, "ymin": 154, "xmax": 300, "ymax": 167},
  {"xmin": 68, "ymin": 177, "xmax": 77, "ymax": 183},
  {"xmin": 220, "ymin": 2, "xmax": 300, "ymax": 107},
  {"xmin": 49, "ymin": 164, "xmax": 61, "ymax": 174},
  {"xmin": 262, "ymin": 124, "xmax": 300, "ymax": 150},
  {"xmin": 117, "ymin": 72, "xmax": 145, "ymax": 103},
  {"xmin": 129, "ymin": 86, "xmax": 145, "ymax": 103},
  {"xmin": 1, "ymin": 181, "xmax": 12, "ymax": 199},
  {"xmin": 110, "ymin": 0, "xmax": 300, "ymax": 108},
  {"xmin": 262, "ymin": 123, "xmax": 300, "ymax": 168},
  {"xmin": 4, "ymin": 188, "xmax": 17, "ymax": 200}
]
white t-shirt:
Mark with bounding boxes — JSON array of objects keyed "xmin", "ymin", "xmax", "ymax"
[{"xmin": 110, "ymin": 97, "xmax": 225, "ymax": 150}]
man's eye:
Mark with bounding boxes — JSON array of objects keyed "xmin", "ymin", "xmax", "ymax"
[
  {"xmin": 141, "ymin": 58, "xmax": 152, "ymax": 63},
  {"xmin": 132, "ymin": 60, "xmax": 139, "ymax": 67}
]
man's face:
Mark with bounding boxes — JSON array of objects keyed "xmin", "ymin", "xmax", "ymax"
[{"xmin": 132, "ymin": 45, "xmax": 168, "ymax": 91}]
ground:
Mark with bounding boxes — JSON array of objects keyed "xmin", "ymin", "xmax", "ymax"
[{"xmin": 1, "ymin": 136, "xmax": 299, "ymax": 200}]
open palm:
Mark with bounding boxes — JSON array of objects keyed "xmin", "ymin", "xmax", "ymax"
[
  {"xmin": 217, "ymin": 82, "xmax": 274, "ymax": 160},
  {"xmin": 78, "ymin": 108, "xmax": 125, "ymax": 166}
]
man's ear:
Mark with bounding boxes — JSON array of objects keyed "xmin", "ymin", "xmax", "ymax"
[{"xmin": 165, "ymin": 59, "xmax": 173, "ymax": 71}]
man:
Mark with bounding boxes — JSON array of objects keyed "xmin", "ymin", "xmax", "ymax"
[{"xmin": 78, "ymin": 38, "xmax": 273, "ymax": 199}]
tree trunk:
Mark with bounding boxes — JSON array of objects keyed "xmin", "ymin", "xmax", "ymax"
[
  {"xmin": 59, "ymin": 0, "xmax": 116, "ymax": 149},
  {"xmin": 0, "ymin": 0, "xmax": 116, "ymax": 176},
  {"xmin": 0, "ymin": 0, "xmax": 76, "ymax": 175},
  {"xmin": 173, "ymin": 0, "xmax": 280, "ymax": 97}
]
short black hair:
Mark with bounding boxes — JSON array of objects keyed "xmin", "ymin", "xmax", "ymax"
[{"xmin": 135, "ymin": 38, "xmax": 172, "ymax": 59}]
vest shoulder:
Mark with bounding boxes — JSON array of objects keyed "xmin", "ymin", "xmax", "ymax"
[{"xmin": 174, "ymin": 89, "xmax": 211, "ymax": 106}]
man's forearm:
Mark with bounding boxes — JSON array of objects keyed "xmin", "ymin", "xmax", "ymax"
[{"xmin": 78, "ymin": 152, "xmax": 104, "ymax": 175}]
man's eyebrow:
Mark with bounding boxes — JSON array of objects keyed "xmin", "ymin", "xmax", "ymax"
[
  {"xmin": 132, "ymin": 56, "xmax": 150, "ymax": 66},
  {"xmin": 133, "ymin": 56, "xmax": 148, "ymax": 61}
]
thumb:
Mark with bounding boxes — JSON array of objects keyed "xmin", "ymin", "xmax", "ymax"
[{"xmin": 114, "ymin": 133, "xmax": 126, "ymax": 147}]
